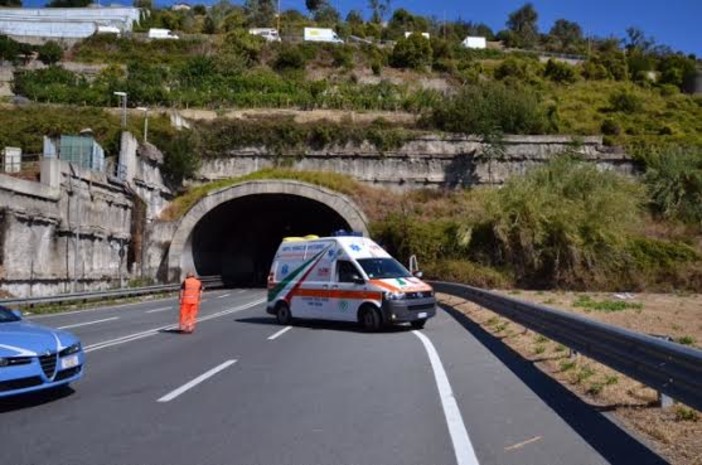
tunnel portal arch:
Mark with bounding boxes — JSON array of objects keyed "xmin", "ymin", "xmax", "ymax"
[{"xmin": 168, "ymin": 180, "xmax": 368, "ymax": 285}]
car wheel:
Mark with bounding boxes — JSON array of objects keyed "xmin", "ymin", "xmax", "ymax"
[
  {"xmin": 360, "ymin": 307, "xmax": 382, "ymax": 332},
  {"xmin": 276, "ymin": 302, "xmax": 292, "ymax": 325},
  {"xmin": 410, "ymin": 319, "xmax": 426, "ymax": 330}
]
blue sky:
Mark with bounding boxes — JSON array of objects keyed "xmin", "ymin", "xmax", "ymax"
[{"xmin": 22, "ymin": 0, "xmax": 702, "ymax": 55}]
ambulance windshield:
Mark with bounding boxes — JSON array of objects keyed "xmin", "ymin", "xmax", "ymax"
[{"xmin": 357, "ymin": 258, "xmax": 411, "ymax": 279}]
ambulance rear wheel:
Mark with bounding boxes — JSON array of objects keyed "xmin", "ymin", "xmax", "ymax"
[
  {"xmin": 410, "ymin": 319, "xmax": 426, "ymax": 330},
  {"xmin": 276, "ymin": 302, "xmax": 292, "ymax": 325},
  {"xmin": 360, "ymin": 306, "xmax": 381, "ymax": 332}
]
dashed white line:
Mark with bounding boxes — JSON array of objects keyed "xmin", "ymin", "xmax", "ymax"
[
  {"xmin": 267, "ymin": 326, "xmax": 292, "ymax": 340},
  {"xmin": 217, "ymin": 293, "xmax": 231, "ymax": 299},
  {"xmin": 57, "ymin": 317, "xmax": 119, "ymax": 330},
  {"xmin": 146, "ymin": 306, "xmax": 173, "ymax": 314},
  {"xmin": 413, "ymin": 330, "xmax": 480, "ymax": 465},
  {"xmin": 84, "ymin": 298, "xmax": 265, "ymax": 353},
  {"xmin": 157, "ymin": 359, "xmax": 237, "ymax": 403}
]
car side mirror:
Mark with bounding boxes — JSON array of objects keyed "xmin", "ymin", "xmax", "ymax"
[
  {"xmin": 413, "ymin": 271, "xmax": 423, "ymax": 278},
  {"xmin": 11, "ymin": 309, "xmax": 23, "ymax": 319},
  {"xmin": 352, "ymin": 276, "xmax": 365, "ymax": 285}
]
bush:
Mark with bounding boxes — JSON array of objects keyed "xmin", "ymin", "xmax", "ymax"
[
  {"xmin": 543, "ymin": 59, "xmax": 577, "ymax": 83},
  {"xmin": 38, "ymin": 41, "xmax": 63, "ymax": 65},
  {"xmin": 273, "ymin": 44, "xmax": 307, "ymax": 71},
  {"xmin": 423, "ymin": 259, "xmax": 512, "ymax": 289},
  {"xmin": 600, "ymin": 118, "xmax": 621, "ymax": 136},
  {"xmin": 469, "ymin": 156, "xmax": 647, "ymax": 288},
  {"xmin": 426, "ymin": 82, "xmax": 549, "ymax": 135},
  {"xmin": 641, "ymin": 147, "xmax": 702, "ymax": 225},
  {"xmin": 609, "ymin": 90, "xmax": 643, "ymax": 113},
  {"xmin": 389, "ymin": 33, "xmax": 432, "ymax": 70}
]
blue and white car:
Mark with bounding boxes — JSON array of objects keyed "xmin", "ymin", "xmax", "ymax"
[{"xmin": 0, "ymin": 306, "xmax": 85, "ymax": 397}]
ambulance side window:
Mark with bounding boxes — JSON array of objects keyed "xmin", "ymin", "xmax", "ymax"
[{"xmin": 337, "ymin": 260, "xmax": 362, "ymax": 283}]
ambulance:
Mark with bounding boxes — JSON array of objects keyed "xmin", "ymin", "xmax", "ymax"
[{"xmin": 266, "ymin": 232, "xmax": 436, "ymax": 331}]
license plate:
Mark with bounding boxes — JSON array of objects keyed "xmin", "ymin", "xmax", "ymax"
[
  {"xmin": 61, "ymin": 355, "xmax": 79, "ymax": 370},
  {"xmin": 418, "ymin": 312, "xmax": 427, "ymax": 318}
]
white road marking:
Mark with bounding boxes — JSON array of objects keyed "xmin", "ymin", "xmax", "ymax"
[
  {"xmin": 28, "ymin": 297, "xmax": 179, "ymax": 319},
  {"xmin": 217, "ymin": 293, "xmax": 231, "ymax": 299},
  {"xmin": 237, "ymin": 290, "xmax": 246, "ymax": 294},
  {"xmin": 57, "ymin": 317, "xmax": 119, "ymax": 330},
  {"xmin": 146, "ymin": 306, "xmax": 173, "ymax": 314},
  {"xmin": 413, "ymin": 330, "xmax": 480, "ymax": 465},
  {"xmin": 84, "ymin": 298, "xmax": 265, "ymax": 353},
  {"xmin": 267, "ymin": 326, "xmax": 292, "ymax": 340},
  {"xmin": 157, "ymin": 359, "xmax": 237, "ymax": 403}
]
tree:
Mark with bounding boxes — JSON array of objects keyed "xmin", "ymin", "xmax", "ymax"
[
  {"xmin": 46, "ymin": 0, "xmax": 90, "ymax": 6},
  {"xmin": 314, "ymin": 5, "xmax": 340, "ymax": 26},
  {"xmin": 244, "ymin": 0, "xmax": 276, "ymax": 27},
  {"xmin": 0, "ymin": 0, "xmax": 21, "ymax": 6},
  {"xmin": 346, "ymin": 10, "xmax": 364, "ymax": 25},
  {"xmin": 38, "ymin": 41, "xmax": 63, "ymax": 65},
  {"xmin": 624, "ymin": 27, "xmax": 654, "ymax": 54},
  {"xmin": 368, "ymin": 0, "xmax": 390, "ymax": 24},
  {"xmin": 133, "ymin": 0, "xmax": 152, "ymax": 9},
  {"xmin": 506, "ymin": 2, "xmax": 539, "ymax": 48},
  {"xmin": 548, "ymin": 19, "xmax": 582, "ymax": 52},
  {"xmin": 305, "ymin": 0, "xmax": 325, "ymax": 15},
  {"xmin": 389, "ymin": 33, "xmax": 432, "ymax": 70}
]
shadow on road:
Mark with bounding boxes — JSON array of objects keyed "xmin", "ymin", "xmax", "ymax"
[
  {"xmin": 235, "ymin": 316, "xmax": 411, "ymax": 334},
  {"xmin": 441, "ymin": 303, "xmax": 669, "ymax": 465},
  {"xmin": 0, "ymin": 385, "xmax": 75, "ymax": 413}
]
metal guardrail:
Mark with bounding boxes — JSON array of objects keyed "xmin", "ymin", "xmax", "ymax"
[
  {"xmin": 0, "ymin": 276, "xmax": 224, "ymax": 308},
  {"xmin": 431, "ymin": 281, "xmax": 702, "ymax": 411}
]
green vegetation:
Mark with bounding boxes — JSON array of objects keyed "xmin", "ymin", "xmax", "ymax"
[
  {"xmin": 573, "ymin": 295, "xmax": 644, "ymax": 312},
  {"xmin": 675, "ymin": 336, "xmax": 696, "ymax": 346},
  {"xmin": 674, "ymin": 406, "xmax": 699, "ymax": 422}
]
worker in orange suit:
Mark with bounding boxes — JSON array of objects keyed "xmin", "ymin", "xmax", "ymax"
[{"xmin": 179, "ymin": 271, "xmax": 203, "ymax": 334}]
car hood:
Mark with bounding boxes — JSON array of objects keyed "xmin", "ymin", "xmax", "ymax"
[{"xmin": 0, "ymin": 321, "xmax": 77, "ymax": 357}]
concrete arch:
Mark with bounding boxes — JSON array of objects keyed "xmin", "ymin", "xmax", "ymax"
[{"xmin": 167, "ymin": 180, "xmax": 369, "ymax": 282}]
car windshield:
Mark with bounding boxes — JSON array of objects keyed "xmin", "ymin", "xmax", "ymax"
[
  {"xmin": 357, "ymin": 258, "xmax": 412, "ymax": 279},
  {"xmin": 0, "ymin": 306, "xmax": 20, "ymax": 323}
]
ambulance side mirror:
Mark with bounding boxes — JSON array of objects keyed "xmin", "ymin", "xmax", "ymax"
[{"xmin": 352, "ymin": 275, "xmax": 365, "ymax": 285}]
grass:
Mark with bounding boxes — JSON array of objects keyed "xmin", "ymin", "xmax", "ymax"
[
  {"xmin": 674, "ymin": 406, "xmax": 699, "ymax": 422},
  {"xmin": 533, "ymin": 344, "xmax": 546, "ymax": 355},
  {"xmin": 160, "ymin": 168, "xmax": 365, "ymax": 220},
  {"xmin": 573, "ymin": 295, "xmax": 644, "ymax": 313},
  {"xmin": 675, "ymin": 336, "xmax": 696, "ymax": 346},
  {"xmin": 559, "ymin": 360, "xmax": 577, "ymax": 372}
]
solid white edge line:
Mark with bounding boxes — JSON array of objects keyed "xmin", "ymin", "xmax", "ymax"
[
  {"xmin": 57, "ymin": 316, "xmax": 119, "ymax": 330},
  {"xmin": 157, "ymin": 359, "xmax": 237, "ymax": 403},
  {"xmin": 84, "ymin": 298, "xmax": 265, "ymax": 353},
  {"xmin": 413, "ymin": 330, "xmax": 481, "ymax": 465},
  {"xmin": 267, "ymin": 326, "xmax": 292, "ymax": 340},
  {"xmin": 145, "ymin": 306, "xmax": 174, "ymax": 314}
]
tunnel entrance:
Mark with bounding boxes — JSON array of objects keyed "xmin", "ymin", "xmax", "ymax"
[
  {"xmin": 168, "ymin": 180, "xmax": 369, "ymax": 284},
  {"xmin": 191, "ymin": 194, "xmax": 350, "ymax": 287}
]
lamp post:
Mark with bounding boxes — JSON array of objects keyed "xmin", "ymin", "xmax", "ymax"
[
  {"xmin": 113, "ymin": 91, "xmax": 127, "ymax": 128},
  {"xmin": 136, "ymin": 106, "xmax": 149, "ymax": 143}
]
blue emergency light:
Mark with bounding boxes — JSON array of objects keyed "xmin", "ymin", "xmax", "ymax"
[{"xmin": 332, "ymin": 230, "xmax": 364, "ymax": 237}]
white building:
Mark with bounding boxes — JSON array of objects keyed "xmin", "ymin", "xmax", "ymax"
[{"xmin": 462, "ymin": 36, "xmax": 487, "ymax": 49}]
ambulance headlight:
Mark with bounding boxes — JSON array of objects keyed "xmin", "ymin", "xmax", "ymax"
[{"xmin": 384, "ymin": 291, "xmax": 405, "ymax": 301}]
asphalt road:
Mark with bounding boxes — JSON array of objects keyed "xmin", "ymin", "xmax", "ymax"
[{"xmin": 0, "ymin": 289, "xmax": 667, "ymax": 465}]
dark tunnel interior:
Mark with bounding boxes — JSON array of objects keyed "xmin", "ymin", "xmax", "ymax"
[{"xmin": 191, "ymin": 194, "xmax": 351, "ymax": 287}]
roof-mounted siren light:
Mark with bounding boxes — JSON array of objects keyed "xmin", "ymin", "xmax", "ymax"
[{"xmin": 332, "ymin": 230, "xmax": 364, "ymax": 237}]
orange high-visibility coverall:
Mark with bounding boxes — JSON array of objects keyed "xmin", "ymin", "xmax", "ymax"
[{"xmin": 179, "ymin": 276, "xmax": 203, "ymax": 333}]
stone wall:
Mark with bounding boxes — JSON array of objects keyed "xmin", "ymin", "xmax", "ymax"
[
  {"xmin": 196, "ymin": 135, "xmax": 636, "ymax": 190},
  {"xmin": 0, "ymin": 159, "xmax": 134, "ymax": 297}
]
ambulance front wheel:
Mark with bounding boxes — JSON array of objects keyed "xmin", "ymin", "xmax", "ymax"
[
  {"xmin": 410, "ymin": 319, "xmax": 426, "ymax": 330},
  {"xmin": 360, "ymin": 306, "xmax": 382, "ymax": 332},
  {"xmin": 276, "ymin": 302, "xmax": 292, "ymax": 325}
]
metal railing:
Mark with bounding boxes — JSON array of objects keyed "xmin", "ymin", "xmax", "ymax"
[
  {"xmin": 0, "ymin": 276, "xmax": 224, "ymax": 308},
  {"xmin": 431, "ymin": 281, "xmax": 702, "ymax": 411}
]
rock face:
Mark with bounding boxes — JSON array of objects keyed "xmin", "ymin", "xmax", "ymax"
[{"xmin": 197, "ymin": 135, "xmax": 636, "ymax": 190}]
